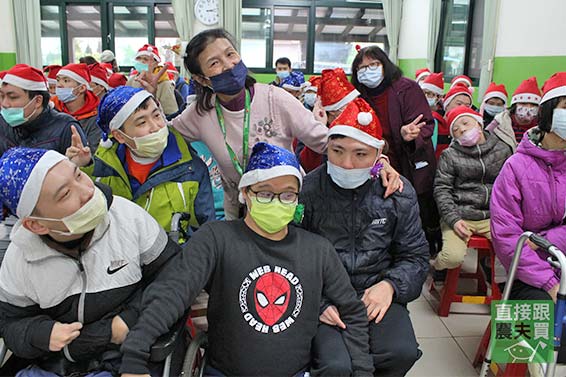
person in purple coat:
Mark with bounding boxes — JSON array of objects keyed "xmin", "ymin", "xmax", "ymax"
[
  {"xmin": 491, "ymin": 72, "xmax": 566, "ymax": 303},
  {"xmin": 350, "ymin": 46, "xmax": 440, "ymax": 257}
]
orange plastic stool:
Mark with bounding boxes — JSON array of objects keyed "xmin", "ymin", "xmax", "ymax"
[
  {"xmin": 432, "ymin": 235, "xmax": 502, "ymax": 317},
  {"xmin": 474, "ymin": 322, "xmax": 528, "ymax": 376}
]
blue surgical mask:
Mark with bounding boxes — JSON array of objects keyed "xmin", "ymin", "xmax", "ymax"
[
  {"xmin": 357, "ymin": 66, "xmax": 384, "ymax": 89},
  {"xmin": 551, "ymin": 108, "xmax": 566, "ymax": 140},
  {"xmin": 427, "ymin": 97, "xmax": 437, "ymax": 107},
  {"xmin": 133, "ymin": 61, "xmax": 149, "ymax": 73},
  {"xmin": 207, "ymin": 60, "xmax": 248, "ymax": 96},
  {"xmin": 484, "ymin": 104, "xmax": 505, "ymax": 116},
  {"xmin": 327, "ymin": 161, "xmax": 372, "ymax": 189},
  {"xmin": 304, "ymin": 92, "xmax": 317, "ymax": 107},
  {"xmin": 277, "ymin": 71, "xmax": 290, "ymax": 79},
  {"xmin": 56, "ymin": 87, "xmax": 78, "ymax": 103},
  {"xmin": 1, "ymin": 98, "xmax": 38, "ymax": 127}
]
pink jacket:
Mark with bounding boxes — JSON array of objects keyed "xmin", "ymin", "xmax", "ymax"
[
  {"xmin": 491, "ymin": 128, "xmax": 566, "ymax": 291},
  {"xmin": 171, "ymin": 83, "xmax": 328, "ymax": 219}
]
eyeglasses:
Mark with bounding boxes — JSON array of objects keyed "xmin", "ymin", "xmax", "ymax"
[
  {"xmin": 358, "ymin": 61, "xmax": 382, "ymax": 74},
  {"xmin": 248, "ymin": 188, "xmax": 299, "ymax": 205}
]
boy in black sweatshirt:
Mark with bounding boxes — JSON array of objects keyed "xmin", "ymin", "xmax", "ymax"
[{"xmin": 120, "ymin": 142, "xmax": 373, "ymax": 377}]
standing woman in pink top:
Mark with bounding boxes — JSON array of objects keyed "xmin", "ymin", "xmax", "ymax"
[{"xmin": 138, "ymin": 29, "xmax": 401, "ymax": 219}]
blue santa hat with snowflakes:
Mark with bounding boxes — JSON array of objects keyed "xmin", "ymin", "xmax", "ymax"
[
  {"xmin": 279, "ymin": 71, "xmax": 306, "ymax": 91},
  {"xmin": 238, "ymin": 142, "xmax": 302, "ymax": 197},
  {"xmin": 0, "ymin": 147, "xmax": 67, "ymax": 218},
  {"xmin": 96, "ymin": 85, "xmax": 153, "ymax": 148}
]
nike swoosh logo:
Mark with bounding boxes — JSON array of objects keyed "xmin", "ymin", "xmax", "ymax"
[{"xmin": 107, "ymin": 263, "xmax": 128, "ymax": 275}]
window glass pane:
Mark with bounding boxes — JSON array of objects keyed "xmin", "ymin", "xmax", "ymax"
[
  {"xmin": 314, "ymin": 7, "xmax": 386, "ymax": 74},
  {"xmin": 272, "ymin": 7, "xmax": 308, "ymax": 69},
  {"xmin": 439, "ymin": 0, "xmax": 470, "ymax": 79},
  {"xmin": 467, "ymin": 0, "xmax": 484, "ymax": 81},
  {"xmin": 155, "ymin": 4, "xmax": 182, "ymax": 67},
  {"xmin": 241, "ymin": 7, "xmax": 271, "ymax": 69},
  {"xmin": 41, "ymin": 5, "xmax": 62, "ymax": 66},
  {"xmin": 114, "ymin": 6, "xmax": 149, "ymax": 67},
  {"xmin": 66, "ymin": 5, "xmax": 102, "ymax": 63}
]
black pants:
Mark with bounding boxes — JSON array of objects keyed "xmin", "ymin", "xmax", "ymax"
[
  {"xmin": 500, "ymin": 280, "xmax": 566, "ymax": 363},
  {"xmin": 311, "ymin": 303, "xmax": 421, "ymax": 376},
  {"xmin": 417, "ymin": 192, "xmax": 442, "ymax": 257}
]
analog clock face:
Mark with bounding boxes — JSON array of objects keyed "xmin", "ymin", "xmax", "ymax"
[{"xmin": 195, "ymin": 0, "xmax": 220, "ymax": 26}]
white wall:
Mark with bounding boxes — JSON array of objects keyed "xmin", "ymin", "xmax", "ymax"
[
  {"xmin": 397, "ymin": 0, "xmax": 430, "ymax": 59},
  {"xmin": 495, "ymin": 0, "xmax": 566, "ymax": 57},
  {"xmin": 0, "ymin": 0, "xmax": 16, "ymax": 53}
]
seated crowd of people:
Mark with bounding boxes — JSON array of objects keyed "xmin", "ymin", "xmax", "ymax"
[{"xmin": 0, "ymin": 27, "xmax": 564, "ymax": 377}]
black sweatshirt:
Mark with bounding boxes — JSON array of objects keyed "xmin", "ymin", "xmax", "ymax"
[{"xmin": 120, "ymin": 220, "xmax": 374, "ymax": 376}]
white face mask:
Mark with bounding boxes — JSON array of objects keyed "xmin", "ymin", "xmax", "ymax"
[
  {"xmin": 357, "ymin": 66, "xmax": 384, "ymax": 89},
  {"xmin": 28, "ymin": 187, "xmax": 108, "ymax": 236},
  {"xmin": 515, "ymin": 105, "xmax": 538, "ymax": 123},
  {"xmin": 551, "ymin": 108, "xmax": 566, "ymax": 140},
  {"xmin": 119, "ymin": 126, "xmax": 169, "ymax": 159},
  {"xmin": 427, "ymin": 97, "xmax": 437, "ymax": 107},
  {"xmin": 304, "ymin": 92, "xmax": 317, "ymax": 107},
  {"xmin": 484, "ymin": 104, "xmax": 505, "ymax": 116},
  {"xmin": 327, "ymin": 160, "xmax": 373, "ymax": 189}
]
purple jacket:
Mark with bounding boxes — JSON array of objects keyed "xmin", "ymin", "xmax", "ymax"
[{"xmin": 491, "ymin": 128, "xmax": 566, "ymax": 291}]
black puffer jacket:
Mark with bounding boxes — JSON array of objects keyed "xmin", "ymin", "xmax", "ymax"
[
  {"xmin": 0, "ymin": 107, "xmax": 87, "ymax": 157},
  {"xmin": 434, "ymin": 132, "xmax": 512, "ymax": 228},
  {"xmin": 300, "ymin": 165, "xmax": 429, "ymax": 304}
]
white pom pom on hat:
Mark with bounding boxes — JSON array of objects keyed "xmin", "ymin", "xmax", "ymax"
[{"xmin": 357, "ymin": 112, "xmax": 373, "ymax": 126}]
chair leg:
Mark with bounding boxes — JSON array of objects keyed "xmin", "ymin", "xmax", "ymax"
[{"xmin": 438, "ymin": 266, "xmax": 461, "ymax": 317}]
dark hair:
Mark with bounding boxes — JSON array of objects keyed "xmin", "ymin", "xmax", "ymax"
[
  {"xmin": 350, "ymin": 46, "xmax": 402, "ymax": 101},
  {"xmin": 538, "ymin": 96, "xmax": 564, "ymax": 132},
  {"xmin": 183, "ymin": 28, "xmax": 256, "ymax": 116},
  {"xmin": 134, "ymin": 96, "xmax": 159, "ymax": 113},
  {"xmin": 275, "ymin": 57, "xmax": 292, "ymax": 69},
  {"xmin": 26, "ymin": 90, "xmax": 50, "ymax": 108},
  {"xmin": 508, "ymin": 103, "xmax": 517, "ymax": 115},
  {"xmin": 79, "ymin": 56, "xmax": 98, "ymax": 65},
  {"xmin": 328, "ymin": 133, "xmax": 389, "ymax": 154}
]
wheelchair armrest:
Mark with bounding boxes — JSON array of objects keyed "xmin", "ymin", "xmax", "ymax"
[{"xmin": 149, "ymin": 316, "xmax": 186, "ymax": 363}]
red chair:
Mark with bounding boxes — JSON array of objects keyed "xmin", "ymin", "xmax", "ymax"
[
  {"xmin": 474, "ymin": 322, "xmax": 528, "ymax": 376},
  {"xmin": 431, "ymin": 235, "xmax": 502, "ymax": 317}
]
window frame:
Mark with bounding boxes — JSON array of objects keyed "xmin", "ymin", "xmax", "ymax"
[
  {"xmin": 434, "ymin": 0, "xmax": 480, "ymax": 85},
  {"xmin": 242, "ymin": 0, "xmax": 384, "ymax": 74}
]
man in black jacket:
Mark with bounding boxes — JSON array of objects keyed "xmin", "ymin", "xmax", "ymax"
[
  {"xmin": 119, "ymin": 142, "xmax": 373, "ymax": 377},
  {"xmin": 0, "ymin": 147, "xmax": 180, "ymax": 376},
  {"xmin": 0, "ymin": 64, "xmax": 88, "ymax": 157},
  {"xmin": 300, "ymin": 98, "xmax": 429, "ymax": 376}
]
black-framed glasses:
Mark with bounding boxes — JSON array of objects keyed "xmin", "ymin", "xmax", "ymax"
[
  {"xmin": 248, "ymin": 188, "xmax": 299, "ymax": 205},
  {"xmin": 358, "ymin": 61, "xmax": 382, "ymax": 74}
]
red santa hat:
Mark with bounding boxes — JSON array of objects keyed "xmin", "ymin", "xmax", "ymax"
[
  {"xmin": 443, "ymin": 83, "xmax": 473, "ymax": 111},
  {"xmin": 446, "ymin": 105, "xmax": 483, "ymax": 137},
  {"xmin": 482, "ymin": 82, "xmax": 508, "ymax": 105},
  {"xmin": 57, "ymin": 63, "xmax": 92, "ymax": 90},
  {"xmin": 1, "ymin": 64, "xmax": 48, "ymax": 91},
  {"xmin": 304, "ymin": 75, "xmax": 321, "ymax": 93},
  {"xmin": 108, "ymin": 73, "xmax": 127, "ymax": 89},
  {"xmin": 43, "ymin": 65, "xmax": 62, "ymax": 86},
  {"xmin": 415, "ymin": 68, "xmax": 431, "ymax": 82},
  {"xmin": 88, "ymin": 63, "xmax": 110, "ymax": 90},
  {"xmin": 540, "ymin": 72, "xmax": 566, "ymax": 104},
  {"xmin": 99, "ymin": 62, "xmax": 114, "ymax": 77},
  {"xmin": 511, "ymin": 77, "xmax": 541, "ymax": 105},
  {"xmin": 420, "ymin": 72, "xmax": 444, "ymax": 95},
  {"xmin": 450, "ymin": 75, "xmax": 473, "ymax": 88},
  {"xmin": 328, "ymin": 98, "xmax": 384, "ymax": 149},
  {"xmin": 135, "ymin": 44, "xmax": 161, "ymax": 63},
  {"xmin": 320, "ymin": 68, "xmax": 360, "ymax": 111}
]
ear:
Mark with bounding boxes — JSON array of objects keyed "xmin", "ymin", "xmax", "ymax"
[
  {"xmin": 22, "ymin": 218, "xmax": 51, "ymax": 236},
  {"xmin": 77, "ymin": 84, "xmax": 88, "ymax": 95},
  {"xmin": 192, "ymin": 74, "xmax": 210, "ymax": 88},
  {"xmin": 111, "ymin": 129, "xmax": 127, "ymax": 144}
]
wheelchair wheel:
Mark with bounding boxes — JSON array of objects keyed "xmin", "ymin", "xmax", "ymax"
[{"xmin": 181, "ymin": 331, "xmax": 208, "ymax": 377}]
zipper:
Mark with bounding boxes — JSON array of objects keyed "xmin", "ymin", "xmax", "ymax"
[
  {"xmin": 144, "ymin": 188, "xmax": 155, "ymax": 211},
  {"xmin": 477, "ymin": 145, "xmax": 489, "ymax": 208},
  {"xmin": 76, "ymin": 254, "xmax": 87, "ymax": 324},
  {"xmin": 349, "ymin": 191, "xmax": 357, "ymax": 275}
]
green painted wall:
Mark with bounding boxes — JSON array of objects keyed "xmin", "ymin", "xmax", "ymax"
[
  {"xmin": 493, "ymin": 55, "xmax": 566, "ymax": 94},
  {"xmin": 0, "ymin": 52, "xmax": 16, "ymax": 71},
  {"xmin": 398, "ymin": 58, "xmax": 427, "ymax": 79}
]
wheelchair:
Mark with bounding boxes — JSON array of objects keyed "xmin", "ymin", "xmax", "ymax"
[{"xmin": 0, "ymin": 212, "xmax": 208, "ymax": 377}]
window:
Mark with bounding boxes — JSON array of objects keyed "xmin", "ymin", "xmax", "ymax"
[
  {"xmin": 66, "ymin": 5, "xmax": 102, "ymax": 63},
  {"xmin": 41, "ymin": 5, "xmax": 62, "ymax": 65},
  {"xmin": 39, "ymin": 1, "xmax": 181, "ymax": 69},
  {"xmin": 314, "ymin": 7, "xmax": 386, "ymax": 73},
  {"xmin": 241, "ymin": 0, "xmax": 384, "ymax": 74},
  {"xmin": 435, "ymin": 0, "xmax": 484, "ymax": 84}
]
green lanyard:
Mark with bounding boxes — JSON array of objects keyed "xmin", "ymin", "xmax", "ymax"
[{"xmin": 215, "ymin": 89, "xmax": 251, "ymax": 176}]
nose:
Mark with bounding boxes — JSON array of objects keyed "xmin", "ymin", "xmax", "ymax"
[
  {"xmin": 0, "ymin": 97, "xmax": 10, "ymax": 108},
  {"xmin": 341, "ymin": 154, "xmax": 355, "ymax": 170},
  {"xmin": 79, "ymin": 183, "xmax": 95, "ymax": 206}
]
